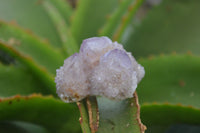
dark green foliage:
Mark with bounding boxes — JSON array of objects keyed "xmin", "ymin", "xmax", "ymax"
[
  {"xmin": 70, "ymin": 0, "xmax": 119, "ymax": 45},
  {"xmin": 0, "ymin": 63, "xmax": 47, "ymax": 97},
  {"xmin": 125, "ymin": 0, "xmax": 200, "ymax": 58},
  {"xmin": 138, "ymin": 54, "xmax": 200, "ymax": 107},
  {"xmin": 0, "ymin": 0, "xmax": 62, "ymax": 48},
  {"xmin": 0, "ymin": 21, "xmax": 65, "ymax": 75},
  {"xmin": 0, "ymin": 95, "xmax": 80, "ymax": 133}
]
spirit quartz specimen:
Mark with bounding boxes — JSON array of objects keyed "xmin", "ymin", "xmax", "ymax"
[{"xmin": 55, "ymin": 37, "xmax": 145, "ymax": 102}]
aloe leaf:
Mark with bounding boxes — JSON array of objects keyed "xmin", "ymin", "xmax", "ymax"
[
  {"xmin": 76, "ymin": 94, "xmax": 146, "ymax": 133},
  {"xmin": 76, "ymin": 97, "xmax": 99, "ymax": 133},
  {"xmin": 137, "ymin": 54, "xmax": 200, "ymax": 133},
  {"xmin": 0, "ymin": 63, "xmax": 48, "ymax": 97},
  {"xmin": 99, "ymin": 0, "xmax": 135, "ymax": 38},
  {"xmin": 96, "ymin": 93, "xmax": 146, "ymax": 133},
  {"xmin": 0, "ymin": 49, "xmax": 15, "ymax": 64},
  {"xmin": 0, "ymin": 121, "xmax": 49, "ymax": 133},
  {"xmin": 0, "ymin": 21, "xmax": 65, "ymax": 75},
  {"xmin": 86, "ymin": 97, "xmax": 99, "ymax": 133},
  {"xmin": 99, "ymin": 0, "xmax": 143, "ymax": 42},
  {"xmin": 70, "ymin": 0, "xmax": 119, "ymax": 45},
  {"xmin": 0, "ymin": 41, "xmax": 56, "ymax": 96},
  {"xmin": 0, "ymin": 0, "xmax": 63, "ymax": 48},
  {"xmin": 141, "ymin": 104, "xmax": 200, "ymax": 133},
  {"xmin": 0, "ymin": 94, "xmax": 80, "ymax": 133},
  {"xmin": 138, "ymin": 54, "xmax": 200, "ymax": 107},
  {"xmin": 166, "ymin": 124, "xmax": 200, "ymax": 133},
  {"xmin": 76, "ymin": 101, "xmax": 91, "ymax": 133},
  {"xmin": 125, "ymin": 0, "xmax": 200, "ymax": 58},
  {"xmin": 43, "ymin": 0, "xmax": 73, "ymax": 24},
  {"xmin": 42, "ymin": 1, "xmax": 79, "ymax": 56}
]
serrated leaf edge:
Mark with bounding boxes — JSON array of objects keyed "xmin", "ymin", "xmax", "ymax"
[
  {"xmin": 134, "ymin": 92, "xmax": 147, "ymax": 133},
  {"xmin": 0, "ymin": 40, "xmax": 56, "ymax": 96}
]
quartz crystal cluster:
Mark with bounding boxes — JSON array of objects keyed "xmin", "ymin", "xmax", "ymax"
[{"xmin": 55, "ymin": 37, "xmax": 145, "ymax": 103}]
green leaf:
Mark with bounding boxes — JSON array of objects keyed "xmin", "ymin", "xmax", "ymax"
[
  {"xmin": 96, "ymin": 93, "xmax": 146, "ymax": 133},
  {"xmin": 0, "ymin": 63, "xmax": 48, "ymax": 97},
  {"xmin": 138, "ymin": 54, "xmax": 200, "ymax": 108},
  {"xmin": 99, "ymin": 0, "xmax": 143, "ymax": 42},
  {"xmin": 0, "ymin": 121, "xmax": 49, "ymax": 133},
  {"xmin": 0, "ymin": 49, "xmax": 15, "ymax": 64},
  {"xmin": 0, "ymin": 94, "xmax": 81, "ymax": 133},
  {"xmin": 141, "ymin": 104, "xmax": 200, "ymax": 133},
  {"xmin": 42, "ymin": 1, "xmax": 79, "ymax": 56},
  {"xmin": 76, "ymin": 101, "xmax": 91, "ymax": 133},
  {"xmin": 0, "ymin": 21, "xmax": 65, "ymax": 75},
  {"xmin": 43, "ymin": 0, "xmax": 73, "ymax": 25},
  {"xmin": 166, "ymin": 124, "xmax": 200, "ymax": 133},
  {"xmin": 0, "ymin": 0, "xmax": 62, "ymax": 48},
  {"xmin": 125, "ymin": 0, "xmax": 200, "ymax": 58},
  {"xmin": 76, "ymin": 94, "xmax": 146, "ymax": 133},
  {"xmin": 70, "ymin": 0, "xmax": 119, "ymax": 45},
  {"xmin": 0, "ymin": 41, "xmax": 56, "ymax": 96},
  {"xmin": 137, "ymin": 54, "xmax": 200, "ymax": 133},
  {"xmin": 86, "ymin": 97, "xmax": 99, "ymax": 133}
]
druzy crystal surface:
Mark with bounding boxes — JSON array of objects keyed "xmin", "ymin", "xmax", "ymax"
[{"xmin": 55, "ymin": 37, "xmax": 145, "ymax": 102}]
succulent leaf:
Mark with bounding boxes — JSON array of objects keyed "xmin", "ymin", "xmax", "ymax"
[
  {"xmin": 125, "ymin": 0, "xmax": 200, "ymax": 58},
  {"xmin": 100, "ymin": 0, "xmax": 143, "ymax": 42},
  {"xmin": 0, "ymin": 41, "xmax": 56, "ymax": 96},
  {"xmin": 0, "ymin": 0, "xmax": 63, "ymax": 48},
  {"xmin": 97, "ymin": 93, "xmax": 146, "ymax": 133},
  {"xmin": 77, "ymin": 94, "xmax": 146, "ymax": 133},
  {"xmin": 0, "ymin": 21, "xmax": 65, "ymax": 75},
  {"xmin": 138, "ymin": 54, "xmax": 200, "ymax": 107},
  {"xmin": 43, "ymin": 0, "xmax": 73, "ymax": 25},
  {"xmin": 0, "ymin": 63, "xmax": 47, "ymax": 97},
  {"xmin": 42, "ymin": 1, "xmax": 79, "ymax": 56},
  {"xmin": 141, "ymin": 104, "xmax": 200, "ymax": 133},
  {"xmin": 138, "ymin": 54, "xmax": 200, "ymax": 133},
  {"xmin": 70, "ymin": 0, "xmax": 119, "ymax": 45},
  {"xmin": 0, "ymin": 121, "xmax": 49, "ymax": 133},
  {"xmin": 165, "ymin": 124, "xmax": 200, "ymax": 133},
  {"xmin": 0, "ymin": 94, "xmax": 81, "ymax": 133}
]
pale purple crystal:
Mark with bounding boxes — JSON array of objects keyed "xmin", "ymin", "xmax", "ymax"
[
  {"xmin": 55, "ymin": 53, "xmax": 89, "ymax": 103},
  {"xmin": 55, "ymin": 36, "xmax": 145, "ymax": 102},
  {"xmin": 127, "ymin": 52, "xmax": 145, "ymax": 82},
  {"xmin": 90, "ymin": 49, "xmax": 138, "ymax": 100},
  {"xmin": 80, "ymin": 37, "xmax": 123, "ymax": 73}
]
